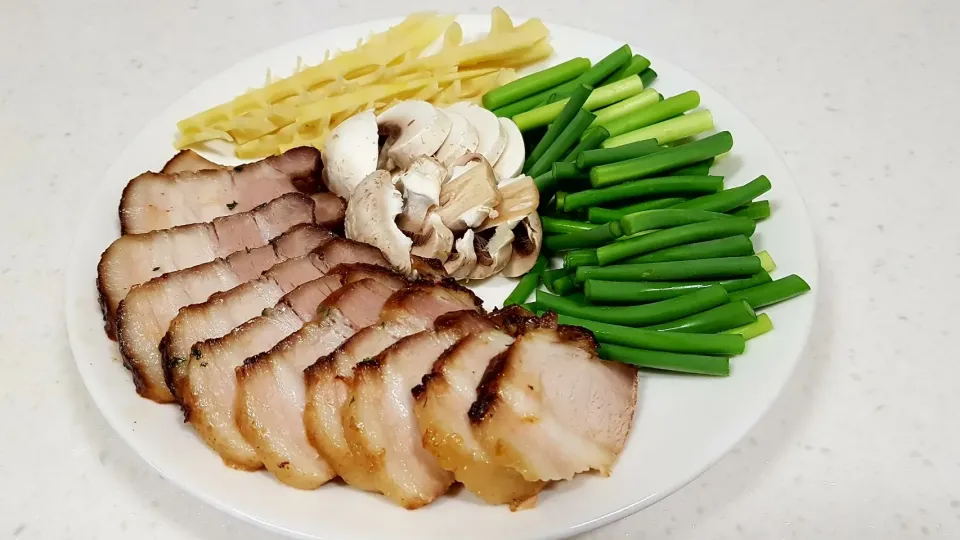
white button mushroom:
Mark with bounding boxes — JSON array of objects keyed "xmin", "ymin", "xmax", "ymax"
[
  {"xmin": 321, "ymin": 110, "xmax": 379, "ymax": 198},
  {"xmin": 411, "ymin": 213, "xmax": 454, "ymax": 263},
  {"xmin": 344, "ymin": 170, "xmax": 413, "ymax": 275},
  {"xmin": 468, "ymin": 224, "xmax": 515, "ymax": 280},
  {"xmin": 435, "ymin": 155, "xmax": 503, "ymax": 233},
  {"xmin": 501, "ymin": 212, "xmax": 543, "ymax": 278},
  {"xmin": 492, "ymin": 117, "xmax": 525, "ymax": 181},
  {"xmin": 447, "ymin": 102, "xmax": 507, "ymax": 165},
  {"xmin": 444, "ymin": 229, "xmax": 478, "ymax": 280},
  {"xmin": 377, "ymin": 100, "xmax": 452, "ymax": 170},
  {"xmin": 394, "ymin": 156, "xmax": 446, "ymax": 234},
  {"xmin": 434, "ymin": 110, "xmax": 480, "ymax": 167}
]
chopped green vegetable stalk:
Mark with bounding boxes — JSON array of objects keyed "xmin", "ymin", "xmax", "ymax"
[
  {"xmin": 563, "ymin": 126, "xmax": 609, "ymax": 163},
  {"xmin": 639, "ymin": 68, "xmax": 658, "ymax": 88},
  {"xmin": 585, "ymin": 273, "xmax": 771, "ymax": 304},
  {"xmin": 595, "ymin": 216, "xmax": 756, "ymax": 265},
  {"xmin": 619, "ymin": 208, "xmax": 734, "ymax": 235},
  {"xmin": 722, "ymin": 313, "xmax": 774, "ymax": 340},
  {"xmin": 732, "ymin": 200, "xmax": 772, "ymax": 221},
  {"xmin": 559, "ymin": 314, "xmax": 744, "ymax": 356},
  {"xmin": 545, "ymin": 221, "xmax": 624, "ymax": 251},
  {"xmin": 591, "ymin": 89, "xmax": 662, "ymax": 129},
  {"xmin": 625, "ymin": 235, "xmax": 755, "ymax": 263},
  {"xmin": 552, "ymin": 162, "xmax": 586, "ymax": 180},
  {"xmin": 577, "ymin": 255, "xmax": 764, "ymax": 283},
  {"xmin": 513, "ymin": 75, "xmax": 644, "ymax": 132},
  {"xmin": 588, "ymin": 198, "xmax": 690, "ymax": 223},
  {"xmin": 524, "ymin": 85, "xmax": 592, "ymax": 171},
  {"xmin": 527, "ymin": 108, "xmax": 597, "ymax": 177},
  {"xmin": 542, "ymin": 268, "xmax": 573, "ymax": 293},
  {"xmin": 577, "ymin": 138, "xmax": 661, "ymax": 169},
  {"xmin": 597, "ymin": 344, "xmax": 731, "ymax": 376},
  {"xmin": 672, "ymin": 175, "xmax": 772, "ymax": 212},
  {"xmin": 536, "ymin": 285, "xmax": 729, "ymax": 327},
  {"xmin": 602, "ymin": 90, "xmax": 700, "ymax": 138},
  {"xmin": 564, "ymin": 176, "xmax": 723, "ymax": 212},
  {"xmin": 604, "ymin": 54, "xmax": 651, "ymax": 84},
  {"xmin": 502, "ymin": 255, "xmax": 548, "ymax": 306},
  {"xmin": 533, "ymin": 170, "xmax": 557, "ymax": 193},
  {"xmin": 757, "ymin": 250, "xmax": 776, "ymax": 273},
  {"xmin": 541, "ymin": 216, "xmax": 594, "ymax": 235},
  {"xmin": 669, "ymin": 158, "xmax": 715, "ymax": 176},
  {"xmin": 482, "ymin": 57, "xmax": 591, "ymax": 110},
  {"xmin": 729, "ymin": 274, "xmax": 810, "ymax": 309},
  {"xmin": 563, "ymin": 249, "xmax": 599, "ymax": 268},
  {"xmin": 648, "ymin": 300, "xmax": 756, "ymax": 333},
  {"xmin": 592, "ymin": 131, "xmax": 734, "ymax": 187},
  {"xmin": 577, "ymin": 44, "xmax": 634, "ymax": 87},
  {"xmin": 603, "ymin": 109, "xmax": 715, "ymax": 148},
  {"xmin": 552, "ymin": 276, "xmax": 577, "ymax": 296}
]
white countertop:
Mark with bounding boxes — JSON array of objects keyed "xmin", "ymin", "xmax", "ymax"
[{"xmin": 2, "ymin": 0, "xmax": 958, "ymax": 538}]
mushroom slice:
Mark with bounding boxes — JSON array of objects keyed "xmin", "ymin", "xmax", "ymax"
[
  {"xmin": 492, "ymin": 118, "xmax": 525, "ymax": 181},
  {"xmin": 447, "ymin": 102, "xmax": 507, "ymax": 165},
  {"xmin": 502, "ymin": 212, "xmax": 543, "ymax": 278},
  {"xmin": 321, "ymin": 111, "xmax": 379, "ymax": 198},
  {"xmin": 394, "ymin": 156, "xmax": 446, "ymax": 234},
  {"xmin": 478, "ymin": 175, "xmax": 539, "ymax": 231},
  {"xmin": 411, "ymin": 213, "xmax": 454, "ymax": 263},
  {"xmin": 377, "ymin": 101, "xmax": 452, "ymax": 170},
  {"xmin": 469, "ymin": 224, "xmax": 515, "ymax": 280},
  {"xmin": 435, "ymin": 156, "xmax": 502, "ymax": 233},
  {"xmin": 344, "ymin": 170, "xmax": 413, "ymax": 275},
  {"xmin": 434, "ymin": 111, "xmax": 480, "ymax": 167},
  {"xmin": 444, "ymin": 230, "xmax": 477, "ymax": 280}
]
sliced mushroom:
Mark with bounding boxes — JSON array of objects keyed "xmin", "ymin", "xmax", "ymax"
[
  {"xmin": 344, "ymin": 170, "xmax": 413, "ymax": 275},
  {"xmin": 377, "ymin": 101, "xmax": 452, "ymax": 170},
  {"xmin": 447, "ymin": 102, "xmax": 507, "ymax": 165},
  {"xmin": 321, "ymin": 110, "xmax": 379, "ymax": 198},
  {"xmin": 478, "ymin": 175, "xmax": 539, "ymax": 231},
  {"xmin": 394, "ymin": 156, "xmax": 446, "ymax": 234},
  {"xmin": 435, "ymin": 155, "xmax": 502, "ymax": 233},
  {"xmin": 434, "ymin": 110, "xmax": 480, "ymax": 166},
  {"xmin": 501, "ymin": 212, "xmax": 543, "ymax": 277},
  {"xmin": 444, "ymin": 230, "xmax": 477, "ymax": 280},
  {"xmin": 411, "ymin": 213, "xmax": 454, "ymax": 263},
  {"xmin": 468, "ymin": 224, "xmax": 515, "ymax": 280},
  {"xmin": 492, "ymin": 117, "xmax": 525, "ymax": 180}
]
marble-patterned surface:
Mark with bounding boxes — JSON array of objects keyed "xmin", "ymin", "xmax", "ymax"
[{"xmin": 1, "ymin": 0, "xmax": 958, "ymax": 538}]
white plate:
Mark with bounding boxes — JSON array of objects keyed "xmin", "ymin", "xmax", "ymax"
[{"xmin": 65, "ymin": 15, "xmax": 818, "ymax": 540}]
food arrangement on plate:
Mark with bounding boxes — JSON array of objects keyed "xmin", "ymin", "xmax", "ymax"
[{"xmin": 91, "ymin": 7, "xmax": 811, "ymax": 515}]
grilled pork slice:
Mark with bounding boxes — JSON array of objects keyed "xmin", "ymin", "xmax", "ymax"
[
  {"xmin": 304, "ymin": 282, "xmax": 482, "ymax": 491},
  {"xmin": 116, "ymin": 225, "xmax": 333, "ymax": 403},
  {"xmin": 182, "ymin": 277, "xmax": 394, "ymax": 469},
  {"xmin": 343, "ymin": 311, "xmax": 493, "ymax": 508},
  {"xmin": 160, "ymin": 149, "xmax": 221, "ymax": 174},
  {"xmin": 120, "ymin": 146, "xmax": 322, "ymax": 234},
  {"xmin": 98, "ymin": 192, "xmax": 316, "ymax": 338},
  {"xmin": 413, "ymin": 308, "xmax": 545, "ymax": 508},
  {"xmin": 311, "ymin": 193, "xmax": 346, "ymax": 229},
  {"xmin": 161, "ymin": 238, "xmax": 389, "ymax": 401},
  {"xmin": 469, "ymin": 314, "xmax": 639, "ymax": 482},
  {"xmin": 235, "ymin": 269, "xmax": 405, "ymax": 489}
]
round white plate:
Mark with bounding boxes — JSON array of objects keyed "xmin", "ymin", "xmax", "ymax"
[{"xmin": 65, "ymin": 15, "xmax": 818, "ymax": 540}]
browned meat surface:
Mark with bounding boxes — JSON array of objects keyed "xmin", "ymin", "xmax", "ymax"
[
  {"xmin": 311, "ymin": 192, "xmax": 346, "ymax": 229},
  {"xmin": 413, "ymin": 307, "xmax": 545, "ymax": 507},
  {"xmin": 343, "ymin": 311, "xmax": 492, "ymax": 508},
  {"xmin": 469, "ymin": 314, "xmax": 639, "ymax": 482},
  {"xmin": 120, "ymin": 147, "xmax": 322, "ymax": 234},
  {"xmin": 235, "ymin": 271, "xmax": 403, "ymax": 489},
  {"xmin": 410, "ymin": 256, "xmax": 449, "ymax": 280},
  {"xmin": 98, "ymin": 192, "xmax": 316, "ymax": 338},
  {"xmin": 116, "ymin": 225, "xmax": 333, "ymax": 403},
  {"xmin": 303, "ymin": 282, "xmax": 481, "ymax": 491},
  {"xmin": 161, "ymin": 240, "xmax": 392, "ymax": 402},
  {"xmin": 160, "ymin": 150, "xmax": 221, "ymax": 174}
]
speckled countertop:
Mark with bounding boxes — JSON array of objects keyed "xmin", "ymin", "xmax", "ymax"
[{"xmin": 2, "ymin": 0, "xmax": 958, "ymax": 538}]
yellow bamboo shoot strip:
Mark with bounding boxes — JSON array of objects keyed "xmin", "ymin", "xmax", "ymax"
[
  {"xmin": 476, "ymin": 39, "xmax": 554, "ymax": 69},
  {"xmin": 490, "ymin": 6, "xmax": 515, "ymax": 35}
]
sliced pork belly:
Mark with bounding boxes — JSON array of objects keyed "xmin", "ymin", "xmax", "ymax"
[
  {"xmin": 311, "ymin": 193, "xmax": 346, "ymax": 229},
  {"xmin": 98, "ymin": 192, "xmax": 316, "ymax": 338},
  {"xmin": 303, "ymin": 282, "xmax": 482, "ymax": 491},
  {"xmin": 161, "ymin": 239, "xmax": 389, "ymax": 402},
  {"xmin": 413, "ymin": 307, "xmax": 545, "ymax": 508},
  {"xmin": 120, "ymin": 146, "xmax": 322, "ymax": 234},
  {"xmin": 469, "ymin": 314, "xmax": 639, "ymax": 482},
  {"xmin": 236, "ymin": 270, "xmax": 405, "ymax": 489},
  {"xmin": 160, "ymin": 149, "xmax": 221, "ymax": 174},
  {"xmin": 116, "ymin": 225, "xmax": 333, "ymax": 403},
  {"xmin": 181, "ymin": 277, "xmax": 390, "ymax": 469},
  {"xmin": 343, "ymin": 311, "xmax": 493, "ymax": 508}
]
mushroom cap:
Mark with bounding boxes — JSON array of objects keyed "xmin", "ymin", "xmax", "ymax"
[
  {"xmin": 395, "ymin": 156, "xmax": 446, "ymax": 233},
  {"xmin": 344, "ymin": 170, "xmax": 413, "ymax": 275},
  {"xmin": 435, "ymin": 155, "xmax": 502, "ymax": 233},
  {"xmin": 478, "ymin": 175, "xmax": 538, "ymax": 231},
  {"xmin": 321, "ymin": 110, "xmax": 379, "ymax": 198},
  {"xmin": 468, "ymin": 224, "xmax": 515, "ymax": 280},
  {"xmin": 411, "ymin": 213, "xmax": 454, "ymax": 263},
  {"xmin": 434, "ymin": 110, "xmax": 480, "ymax": 167},
  {"xmin": 501, "ymin": 212, "xmax": 543, "ymax": 278},
  {"xmin": 492, "ymin": 117, "xmax": 525, "ymax": 181},
  {"xmin": 377, "ymin": 100, "xmax": 452, "ymax": 170},
  {"xmin": 444, "ymin": 229, "xmax": 478, "ymax": 280},
  {"xmin": 447, "ymin": 102, "xmax": 507, "ymax": 165}
]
